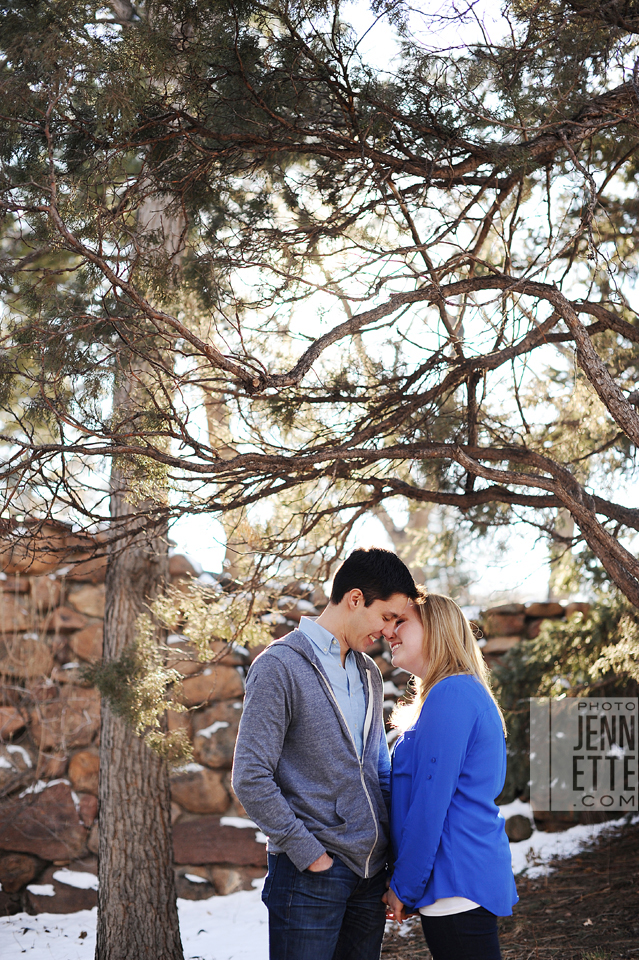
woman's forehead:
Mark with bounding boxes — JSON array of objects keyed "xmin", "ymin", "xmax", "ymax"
[{"xmin": 405, "ymin": 600, "xmax": 423, "ymax": 619}]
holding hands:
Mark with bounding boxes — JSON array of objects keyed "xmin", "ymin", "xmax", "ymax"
[{"xmin": 382, "ymin": 887, "xmax": 408, "ymax": 924}]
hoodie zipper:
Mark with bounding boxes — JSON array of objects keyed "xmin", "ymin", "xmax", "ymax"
[{"xmin": 311, "ymin": 662, "xmax": 379, "ymax": 879}]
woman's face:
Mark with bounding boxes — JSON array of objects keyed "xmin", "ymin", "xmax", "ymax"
[{"xmin": 388, "ymin": 602, "xmax": 428, "ymax": 678}]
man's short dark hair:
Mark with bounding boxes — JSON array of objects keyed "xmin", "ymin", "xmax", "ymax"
[{"xmin": 330, "ymin": 548, "xmax": 418, "ymax": 606}]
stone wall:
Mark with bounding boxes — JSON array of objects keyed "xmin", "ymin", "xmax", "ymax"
[
  {"xmin": 477, "ymin": 599, "xmax": 590, "ymax": 662},
  {"xmin": 0, "ymin": 527, "xmax": 286, "ymax": 916}
]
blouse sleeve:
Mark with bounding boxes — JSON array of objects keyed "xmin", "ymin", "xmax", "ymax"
[
  {"xmin": 389, "ymin": 679, "xmax": 484, "ymax": 909},
  {"xmin": 377, "ymin": 723, "xmax": 391, "ymax": 810}
]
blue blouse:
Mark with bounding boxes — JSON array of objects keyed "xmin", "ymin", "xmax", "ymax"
[{"xmin": 389, "ymin": 675, "xmax": 518, "ymax": 916}]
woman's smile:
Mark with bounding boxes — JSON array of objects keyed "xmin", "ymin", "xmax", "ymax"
[{"xmin": 389, "ymin": 605, "xmax": 428, "ymax": 677}]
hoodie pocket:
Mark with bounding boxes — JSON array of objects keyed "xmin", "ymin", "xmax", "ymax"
[
  {"xmin": 293, "ymin": 801, "xmax": 347, "ymax": 835},
  {"xmin": 331, "ymin": 800, "xmax": 348, "ymax": 833}
]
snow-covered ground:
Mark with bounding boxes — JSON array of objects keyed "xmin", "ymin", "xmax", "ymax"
[
  {"xmin": 498, "ymin": 802, "xmax": 639, "ymax": 878},
  {"xmin": 0, "ymin": 883, "xmax": 269, "ymax": 960},
  {"xmin": 2, "ymin": 808, "xmax": 637, "ymax": 960}
]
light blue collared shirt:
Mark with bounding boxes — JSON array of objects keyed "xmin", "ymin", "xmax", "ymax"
[{"xmin": 299, "ymin": 616, "xmax": 366, "ymax": 758}]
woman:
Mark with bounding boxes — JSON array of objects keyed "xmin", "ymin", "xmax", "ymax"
[{"xmin": 383, "ymin": 592, "xmax": 517, "ymax": 960}]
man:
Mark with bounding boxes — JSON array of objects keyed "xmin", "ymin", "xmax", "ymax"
[{"xmin": 232, "ymin": 547, "xmax": 418, "ymax": 960}]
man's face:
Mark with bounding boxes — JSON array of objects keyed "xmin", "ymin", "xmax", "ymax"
[{"xmin": 344, "ymin": 591, "xmax": 411, "ymax": 654}]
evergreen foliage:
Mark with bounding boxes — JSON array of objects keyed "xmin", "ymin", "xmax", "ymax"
[
  {"xmin": 84, "ymin": 581, "xmax": 271, "ymax": 760},
  {"xmin": 494, "ymin": 595, "xmax": 639, "ymax": 801},
  {"xmin": 83, "ymin": 614, "xmax": 193, "ymax": 763},
  {"xmin": 0, "ymin": 0, "xmax": 638, "ymax": 601}
]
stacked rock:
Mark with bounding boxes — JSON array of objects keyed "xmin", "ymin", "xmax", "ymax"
[
  {"xmin": 0, "ymin": 523, "xmax": 268, "ymax": 916},
  {"xmin": 478, "ymin": 600, "xmax": 591, "ymax": 668},
  {"xmin": 0, "ymin": 521, "xmax": 107, "ymax": 916}
]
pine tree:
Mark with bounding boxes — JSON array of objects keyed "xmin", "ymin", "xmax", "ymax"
[
  {"xmin": 494, "ymin": 595, "xmax": 639, "ymax": 801},
  {"xmin": 2, "ymin": 0, "xmax": 638, "ymax": 607},
  {"xmin": 2, "ymin": 4, "xmax": 639, "ymax": 943}
]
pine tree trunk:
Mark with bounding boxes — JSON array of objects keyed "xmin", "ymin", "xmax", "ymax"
[
  {"xmin": 94, "ymin": 119, "xmax": 186, "ymax": 953},
  {"xmin": 548, "ymin": 508, "xmax": 575, "ymax": 600},
  {"xmin": 95, "ymin": 459, "xmax": 183, "ymax": 960}
]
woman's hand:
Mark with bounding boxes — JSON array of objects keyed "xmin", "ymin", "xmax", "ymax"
[{"xmin": 382, "ymin": 887, "xmax": 407, "ymax": 924}]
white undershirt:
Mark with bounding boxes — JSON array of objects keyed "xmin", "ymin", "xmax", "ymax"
[{"xmin": 419, "ymin": 897, "xmax": 480, "ymax": 917}]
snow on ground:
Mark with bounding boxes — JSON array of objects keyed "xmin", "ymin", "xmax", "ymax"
[
  {"xmin": 499, "ymin": 801, "xmax": 639, "ymax": 878},
  {"xmin": 497, "ymin": 798, "xmax": 534, "ymax": 821},
  {"xmin": 511, "ymin": 812, "xmax": 639, "ymax": 877},
  {"xmin": 0, "ymin": 885, "xmax": 269, "ymax": 960},
  {"xmin": 2, "ymin": 810, "xmax": 638, "ymax": 960}
]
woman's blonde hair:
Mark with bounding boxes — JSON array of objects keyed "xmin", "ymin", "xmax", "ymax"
[{"xmin": 391, "ymin": 590, "xmax": 506, "ymax": 733}]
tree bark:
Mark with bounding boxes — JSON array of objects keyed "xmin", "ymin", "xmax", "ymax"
[
  {"xmin": 548, "ymin": 509, "xmax": 576, "ymax": 600},
  {"xmin": 94, "ymin": 159, "xmax": 186, "ymax": 955},
  {"xmin": 96, "ymin": 451, "xmax": 184, "ymax": 960}
]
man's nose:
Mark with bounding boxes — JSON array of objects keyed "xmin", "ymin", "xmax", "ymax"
[{"xmin": 381, "ymin": 622, "xmax": 397, "ymax": 640}]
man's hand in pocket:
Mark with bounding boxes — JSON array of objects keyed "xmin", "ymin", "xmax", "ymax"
[{"xmin": 307, "ymin": 853, "xmax": 334, "ymax": 872}]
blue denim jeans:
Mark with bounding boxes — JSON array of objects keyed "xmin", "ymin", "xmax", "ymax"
[
  {"xmin": 262, "ymin": 852, "xmax": 387, "ymax": 960},
  {"xmin": 420, "ymin": 906, "xmax": 502, "ymax": 960}
]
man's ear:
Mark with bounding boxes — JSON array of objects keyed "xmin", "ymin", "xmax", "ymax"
[{"xmin": 347, "ymin": 588, "xmax": 364, "ymax": 609}]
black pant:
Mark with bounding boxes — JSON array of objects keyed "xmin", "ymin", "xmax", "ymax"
[{"xmin": 420, "ymin": 906, "xmax": 502, "ymax": 960}]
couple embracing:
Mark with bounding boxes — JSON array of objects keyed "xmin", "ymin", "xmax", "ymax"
[{"xmin": 232, "ymin": 548, "xmax": 517, "ymax": 960}]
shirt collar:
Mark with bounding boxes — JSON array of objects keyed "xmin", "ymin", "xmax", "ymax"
[{"xmin": 299, "ymin": 616, "xmax": 344, "ymax": 659}]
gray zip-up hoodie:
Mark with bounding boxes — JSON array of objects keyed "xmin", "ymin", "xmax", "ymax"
[{"xmin": 232, "ymin": 631, "xmax": 390, "ymax": 878}]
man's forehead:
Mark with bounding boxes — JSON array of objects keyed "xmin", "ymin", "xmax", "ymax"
[{"xmin": 377, "ymin": 594, "xmax": 411, "ymax": 618}]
